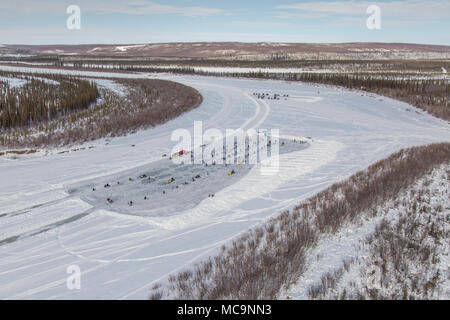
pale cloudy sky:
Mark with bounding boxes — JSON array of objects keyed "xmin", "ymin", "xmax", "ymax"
[{"xmin": 0, "ymin": 0, "xmax": 449, "ymax": 45}]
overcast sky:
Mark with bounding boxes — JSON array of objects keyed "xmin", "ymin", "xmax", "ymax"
[{"xmin": 0, "ymin": 0, "xmax": 449, "ymax": 45}]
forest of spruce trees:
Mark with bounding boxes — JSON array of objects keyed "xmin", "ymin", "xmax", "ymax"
[
  {"xmin": 0, "ymin": 74, "xmax": 202, "ymax": 148},
  {"xmin": 0, "ymin": 73, "xmax": 99, "ymax": 130}
]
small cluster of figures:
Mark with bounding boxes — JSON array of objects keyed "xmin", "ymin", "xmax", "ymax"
[
  {"xmin": 93, "ymin": 137, "xmax": 308, "ymax": 207},
  {"xmin": 252, "ymin": 92, "xmax": 289, "ymax": 100}
]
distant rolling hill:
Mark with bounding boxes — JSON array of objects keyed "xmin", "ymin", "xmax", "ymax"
[{"xmin": 1, "ymin": 42, "xmax": 450, "ymax": 60}]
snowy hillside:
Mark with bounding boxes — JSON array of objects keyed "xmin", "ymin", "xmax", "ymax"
[{"xmin": 283, "ymin": 164, "xmax": 449, "ymax": 300}]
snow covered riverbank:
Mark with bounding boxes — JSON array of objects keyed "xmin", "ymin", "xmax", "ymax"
[{"xmin": 282, "ymin": 163, "xmax": 449, "ymax": 300}]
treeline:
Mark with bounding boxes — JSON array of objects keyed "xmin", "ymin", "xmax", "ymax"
[
  {"xmin": 0, "ymin": 77, "xmax": 202, "ymax": 148},
  {"xmin": 144, "ymin": 68, "xmax": 449, "ymax": 121},
  {"xmin": 149, "ymin": 142, "xmax": 450, "ymax": 299},
  {"xmin": 52, "ymin": 58, "xmax": 449, "ymax": 72},
  {"xmin": 276, "ymin": 72, "xmax": 450, "ymax": 121},
  {"xmin": 0, "ymin": 75, "xmax": 99, "ymax": 129}
]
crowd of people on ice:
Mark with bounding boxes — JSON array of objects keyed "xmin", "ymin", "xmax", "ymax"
[
  {"xmin": 91, "ymin": 136, "xmax": 306, "ymax": 208},
  {"xmin": 252, "ymin": 92, "xmax": 289, "ymax": 100}
]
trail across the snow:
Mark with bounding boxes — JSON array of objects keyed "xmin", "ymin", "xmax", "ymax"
[{"xmin": 0, "ymin": 69, "xmax": 449, "ymax": 299}]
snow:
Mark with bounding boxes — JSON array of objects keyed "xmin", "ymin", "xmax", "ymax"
[
  {"xmin": 0, "ymin": 65, "xmax": 149, "ymax": 79},
  {"xmin": 281, "ymin": 164, "xmax": 450, "ymax": 300},
  {"xmin": 0, "ymin": 75, "xmax": 59, "ymax": 89},
  {"xmin": 32, "ymin": 77, "xmax": 59, "ymax": 86},
  {"xmin": 0, "ymin": 76, "xmax": 27, "ymax": 88},
  {"xmin": 115, "ymin": 45, "xmax": 147, "ymax": 52},
  {"xmin": 0, "ymin": 61, "xmax": 55, "ymax": 66},
  {"xmin": 86, "ymin": 78, "xmax": 126, "ymax": 97},
  {"xmin": 280, "ymin": 213, "xmax": 386, "ymax": 299},
  {"xmin": 140, "ymin": 65, "xmax": 336, "ymax": 74},
  {"xmin": 0, "ymin": 68, "xmax": 449, "ymax": 299},
  {"xmin": 67, "ymin": 137, "xmax": 310, "ymax": 219}
]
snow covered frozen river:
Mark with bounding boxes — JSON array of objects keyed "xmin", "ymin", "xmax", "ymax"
[{"xmin": 0, "ymin": 69, "xmax": 449, "ymax": 299}]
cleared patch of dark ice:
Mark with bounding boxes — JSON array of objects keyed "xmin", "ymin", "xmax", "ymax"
[{"xmin": 67, "ymin": 137, "xmax": 309, "ymax": 217}]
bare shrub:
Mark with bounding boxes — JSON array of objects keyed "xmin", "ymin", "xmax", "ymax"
[{"xmin": 152, "ymin": 143, "xmax": 450, "ymax": 300}]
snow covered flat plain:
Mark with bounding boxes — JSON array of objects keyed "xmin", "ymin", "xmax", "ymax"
[{"xmin": 0, "ymin": 69, "xmax": 449, "ymax": 299}]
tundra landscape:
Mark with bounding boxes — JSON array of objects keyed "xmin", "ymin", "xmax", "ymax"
[{"xmin": 0, "ymin": 0, "xmax": 449, "ymax": 305}]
